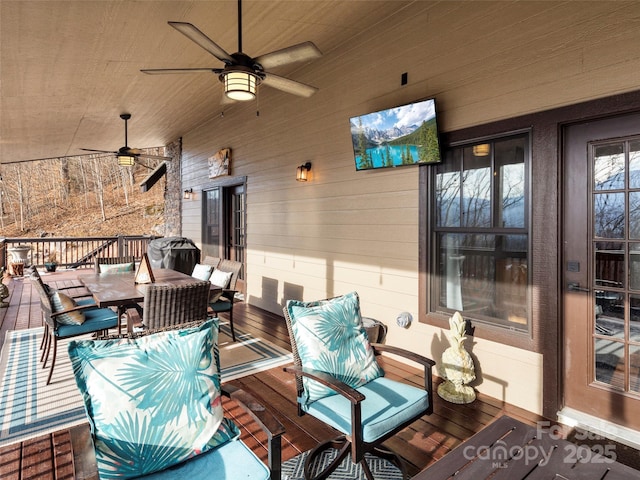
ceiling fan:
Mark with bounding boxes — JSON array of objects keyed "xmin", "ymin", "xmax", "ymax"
[
  {"xmin": 141, "ymin": 0, "xmax": 322, "ymax": 101},
  {"xmin": 80, "ymin": 113, "xmax": 172, "ymax": 166}
]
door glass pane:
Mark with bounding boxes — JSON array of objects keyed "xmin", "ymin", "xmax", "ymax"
[
  {"xmin": 630, "ymin": 344, "xmax": 640, "ymax": 392},
  {"xmin": 631, "ymin": 244, "xmax": 640, "ymax": 290},
  {"xmin": 495, "ymin": 136, "xmax": 526, "ymax": 228},
  {"xmin": 204, "ymin": 188, "xmax": 221, "ymax": 257},
  {"xmin": 595, "ymin": 338, "xmax": 624, "ymax": 388},
  {"xmin": 630, "ymin": 192, "xmax": 640, "ymax": 239},
  {"xmin": 595, "ymin": 290, "xmax": 624, "ymax": 338},
  {"xmin": 629, "ymin": 140, "xmax": 640, "ymax": 188},
  {"xmin": 594, "ymin": 192, "xmax": 625, "ymax": 238},
  {"xmin": 462, "ymin": 147, "xmax": 491, "ymax": 228},
  {"xmin": 630, "ymin": 295, "xmax": 640, "ymax": 342},
  {"xmin": 595, "ymin": 241, "xmax": 625, "ymax": 288},
  {"xmin": 594, "ymin": 143, "xmax": 624, "ymax": 191}
]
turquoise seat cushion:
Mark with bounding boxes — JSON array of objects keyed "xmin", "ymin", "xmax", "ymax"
[
  {"xmin": 139, "ymin": 437, "xmax": 270, "ymax": 480},
  {"xmin": 56, "ymin": 306, "xmax": 118, "ymax": 337},
  {"xmin": 303, "ymin": 377, "xmax": 429, "ymax": 443},
  {"xmin": 210, "ymin": 300, "xmax": 233, "ymax": 311},
  {"xmin": 286, "ymin": 292, "xmax": 383, "ymax": 405},
  {"xmin": 68, "ymin": 319, "xmax": 240, "ymax": 479}
]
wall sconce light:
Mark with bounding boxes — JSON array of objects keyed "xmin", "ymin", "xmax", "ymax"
[
  {"xmin": 296, "ymin": 162, "xmax": 312, "ymax": 182},
  {"xmin": 183, "ymin": 188, "xmax": 193, "ymax": 200},
  {"xmin": 117, "ymin": 154, "xmax": 136, "ymax": 166},
  {"xmin": 472, "ymin": 144, "xmax": 491, "ymax": 157}
]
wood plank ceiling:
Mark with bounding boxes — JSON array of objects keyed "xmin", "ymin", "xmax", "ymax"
[{"xmin": 0, "ymin": 0, "xmax": 411, "ymax": 164}]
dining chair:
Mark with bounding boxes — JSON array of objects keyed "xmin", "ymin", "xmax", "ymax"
[
  {"xmin": 94, "ymin": 255, "xmax": 135, "ymax": 273},
  {"xmin": 208, "ymin": 259, "xmax": 242, "ymax": 342},
  {"xmin": 141, "ymin": 281, "xmax": 211, "ymax": 330},
  {"xmin": 283, "ymin": 291, "xmax": 436, "ymax": 480},
  {"xmin": 30, "ymin": 276, "xmax": 119, "ymax": 385},
  {"xmin": 27, "ymin": 266, "xmax": 93, "ymax": 354},
  {"xmin": 203, "ymin": 256, "xmax": 222, "ymax": 269},
  {"xmin": 69, "ymin": 319, "xmax": 285, "ymax": 479}
]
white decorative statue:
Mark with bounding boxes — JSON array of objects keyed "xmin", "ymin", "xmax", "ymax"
[
  {"xmin": 0, "ymin": 267, "xmax": 9, "ymax": 308},
  {"xmin": 437, "ymin": 311, "xmax": 476, "ymax": 404}
]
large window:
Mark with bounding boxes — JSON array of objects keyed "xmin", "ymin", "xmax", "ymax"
[{"xmin": 428, "ymin": 132, "xmax": 530, "ymax": 332}]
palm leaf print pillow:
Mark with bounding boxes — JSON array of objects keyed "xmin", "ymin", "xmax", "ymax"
[
  {"xmin": 68, "ymin": 319, "xmax": 239, "ymax": 479},
  {"xmin": 286, "ymin": 291, "xmax": 383, "ymax": 405}
]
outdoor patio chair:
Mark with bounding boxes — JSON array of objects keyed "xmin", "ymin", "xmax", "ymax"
[
  {"xmin": 203, "ymin": 256, "xmax": 222, "ymax": 268},
  {"xmin": 95, "ymin": 255, "xmax": 142, "ymax": 328},
  {"xmin": 94, "ymin": 255, "xmax": 135, "ymax": 273},
  {"xmin": 27, "ymin": 266, "xmax": 93, "ymax": 355},
  {"xmin": 283, "ymin": 291, "xmax": 436, "ymax": 480},
  {"xmin": 141, "ymin": 281, "xmax": 211, "ymax": 330},
  {"xmin": 30, "ymin": 275, "xmax": 119, "ymax": 385},
  {"xmin": 68, "ymin": 319, "xmax": 284, "ymax": 480},
  {"xmin": 208, "ymin": 259, "xmax": 242, "ymax": 342}
]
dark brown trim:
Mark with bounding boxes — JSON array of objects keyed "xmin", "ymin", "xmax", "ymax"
[
  {"xmin": 420, "ymin": 89, "xmax": 640, "ymax": 421},
  {"xmin": 139, "ymin": 161, "xmax": 167, "ymax": 192}
]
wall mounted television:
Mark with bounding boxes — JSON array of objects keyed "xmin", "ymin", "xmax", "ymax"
[{"xmin": 350, "ymin": 97, "xmax": 442, "ymax": 171}]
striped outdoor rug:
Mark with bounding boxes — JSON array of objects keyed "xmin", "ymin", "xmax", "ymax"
[
  {"xmin": 0, "ymin": 322, "xmax": 291, "ymax": 446},
  {"xmin": 282, "ymin": 448, "xmax": 403, "ymax": 480}
]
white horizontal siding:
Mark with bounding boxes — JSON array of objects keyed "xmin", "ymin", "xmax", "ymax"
[{"xmin": 180, "ymin": 1, "xmax": 640, "ymax": 415}]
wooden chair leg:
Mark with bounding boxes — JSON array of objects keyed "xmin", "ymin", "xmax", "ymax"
[
  {"xmin": 229, "ymin": 306, "xmax": 236, "ymax": 342},
  {"xmin": 42, "ymin": 331, "xmax": 52, "ymax": 366},
  {"xmin": 39, "ymin": 324, "xmax": 48, "ymax": 350},
  {"xmin": 304, "ymin": 437, "xmax": 350, "ymax": 480},
  {"xmin": 46, "ymin": 338, "xmax": 57, "ymax": 385}
]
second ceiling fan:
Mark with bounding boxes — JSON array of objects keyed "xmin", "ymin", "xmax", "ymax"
[
  {"xmin": 80, "ymin": 114, "xmax": 172, "ymax": 166},
  {"xmin": 141, "ymin": 0, "xmax": 322, "ymax": 101}
]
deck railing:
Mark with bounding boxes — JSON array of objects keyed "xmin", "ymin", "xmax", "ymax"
[{"xmin": 0, "ymin": 235, "xmax": 160, "ymax": 271}]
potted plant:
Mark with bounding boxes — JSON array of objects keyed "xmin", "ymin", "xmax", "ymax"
[{"xmin": 44, "ymin": 250, "xmax": 58, "ymax": 272}]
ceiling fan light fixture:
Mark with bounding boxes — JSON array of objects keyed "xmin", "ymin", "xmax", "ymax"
[
  {"xmin": 223, "ymin": 70, "xmax": 258, "ymax": 101},
  {"xmin": 117, "ymin": 154, "xmax": 136, "ymax": 166}
]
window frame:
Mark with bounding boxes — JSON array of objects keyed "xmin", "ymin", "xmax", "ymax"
[{"xmin": 419, "ymin": 128, "xmax": 535, "ymax": 350}]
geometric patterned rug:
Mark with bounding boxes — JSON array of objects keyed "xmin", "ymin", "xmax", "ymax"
[
  {"xmin": 0, "ymin": 322, "xmax": 291, "ymax": 447},
  {"xmin": 282, "ymin": 448, "xmax": 403, "ymax": 480}
]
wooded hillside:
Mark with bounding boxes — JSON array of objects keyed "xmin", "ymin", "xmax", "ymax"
[{"xmin": 0, "ymin": 151, "xmax": 166, "ymax": 238}]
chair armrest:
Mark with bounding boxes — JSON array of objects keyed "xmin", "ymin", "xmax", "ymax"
[
  {"xmin": 222, "ymin": 384, "xmax": 285, "ymax": 480},
  {"xmin": 50, "ymin": 303, "xmax": 99, "ymax": 318},
  {"xmin": 371, "ymin": 343, "xmax": 436, "ymax": 368},
  {"xmin": 221, "ymin": 288, "xmax": 237, "ymax": 301},
  {"xmin": 55, "ymin": 284, "xmax": 90, "ymax": 293},
  {"xmin": 371, "ymin": 343, "xmax": 435, "ymax": 402},
  {"xmin": 283, "ymin": 365, "xmax": 365, "ymax": 404}
]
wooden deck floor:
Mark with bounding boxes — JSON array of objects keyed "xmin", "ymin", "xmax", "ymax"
[{"xmin": 0, "ymin": 269, "xmax": 544, "ymax": 478}]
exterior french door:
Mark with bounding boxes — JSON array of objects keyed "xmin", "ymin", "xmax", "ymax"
[
  {"xmin": 202, "ymin": 182, "xmax": 246, "ymax": 288},
  {"xmin": 563, "ymin": 112, "xmax": 640, "ymax": 429}
]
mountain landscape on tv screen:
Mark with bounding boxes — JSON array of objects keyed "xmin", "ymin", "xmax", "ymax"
[{"xmin": 350, "ymin": 100, "xmax": 441, "ymax": 170}]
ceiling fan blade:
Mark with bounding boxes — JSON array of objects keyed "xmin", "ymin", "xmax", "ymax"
[
  {"xmin": 79, "ymin": 148, "xmax": 117, "ymax": 154},
  {"xmin": 141, "ymin": 67, "xmax": 223, "ymax": 75},
  {"xmin": 254, "ymin": 41, "xmax": 322, "ymax": 69},
  {"xmin": 137, "ymin": 153, "xmax": 173, "ymax": 161},
  {"xmin": 168, "ymin": 21, "xmax": 234, "ymax": 64},
  {"xmin": 261, "ymin": 73, "xmax": 318, "ymax": 98}
]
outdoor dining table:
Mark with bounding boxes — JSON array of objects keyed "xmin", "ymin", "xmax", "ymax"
[{"xmin": 78, "ymin": 267, "xmax": 222, "ymax": 333}]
